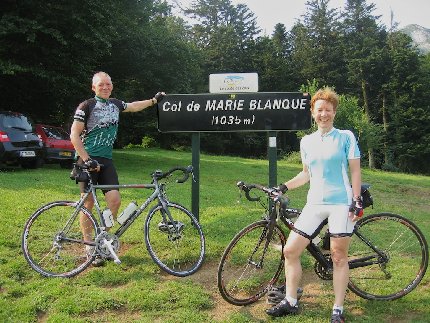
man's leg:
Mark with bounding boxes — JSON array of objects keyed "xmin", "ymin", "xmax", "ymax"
[
  {"xmin": 105, "ymin": 189, "xmax": 121, "ymax": 219},
  {"xmin": 80, "ymin": 193, "xmax": 95, "ymax": 242}
]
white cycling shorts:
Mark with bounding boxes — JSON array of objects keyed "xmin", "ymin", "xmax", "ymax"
[{"xmin": 294, "ymin": 204, "xmax": 355, "ymax": 238}]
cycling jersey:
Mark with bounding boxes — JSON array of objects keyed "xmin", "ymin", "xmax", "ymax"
[
  {"xmin": 300, "ymin": 128, "xmax": 360, "ymax": 205},
  {"xmin": 73, "ymin": 96, "xmax": 127, "ymax": 159}
]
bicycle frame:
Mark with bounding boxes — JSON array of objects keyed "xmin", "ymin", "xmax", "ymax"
[
  {"xmin": 276, "ymin": 206, "xmax": 389, "ymax": 272},
  {"xmin": 218, "ymin": 182, "xmax": 428, "ymax": 305},
  {"xmin": 75, "ymin": 178, "xmax": 174, "ymax": 239}
]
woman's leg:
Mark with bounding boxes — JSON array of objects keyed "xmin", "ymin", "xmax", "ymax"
[
  {"xmin": 283, "ymin": 231, "xmax": 310, "ymax": 300},
  {"xmin": 330, "ymin": 236, "xmax": 351, "ymax": 306}
]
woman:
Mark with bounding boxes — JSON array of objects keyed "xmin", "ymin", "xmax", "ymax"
[{"xmin": 266, "ymin": 87, "xmax": 363, "ymax": 323}]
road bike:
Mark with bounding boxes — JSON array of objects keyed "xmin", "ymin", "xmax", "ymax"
[
  {"xmin": 217, "ymin": 181, "xmax": 428, "ymax": 305},
  {"xmin": 22, "ymin": 164, "xmax": 205, "ymax": 278}
]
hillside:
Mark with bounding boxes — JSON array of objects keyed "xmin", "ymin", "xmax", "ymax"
[{"xmin": 401, "ymin": 24, "xmax": 430, "ymax": 54}]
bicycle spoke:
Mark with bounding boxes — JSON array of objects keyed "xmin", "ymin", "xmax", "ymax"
[
  {"xmin": 22, "ymin": 202, "xmax": 97, "ymax": 277},
  {"xmin": 348, "ymin": 213, "xmax": 428, "ymax": 300},
  {"xmin": 217, "ymin": 221, "xmax": 285, "ymax": 305},
  {"xmin": 145, "ymin": 203, "xmax": 205, "ymax": 277}
]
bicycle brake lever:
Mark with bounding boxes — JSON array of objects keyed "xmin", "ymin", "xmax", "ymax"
[{"xmin": 237, "ymin": 188, "xmax": 243, "ymax": 204}]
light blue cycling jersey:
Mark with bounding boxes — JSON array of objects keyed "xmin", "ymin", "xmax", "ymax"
[{"xmin": 300, "ymin": 127, "xmax": 360, "ymax": 205}]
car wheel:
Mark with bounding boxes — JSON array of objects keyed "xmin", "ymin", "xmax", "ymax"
[
  {"xmin": 22, "ymin": 158, "xmax": 43, "ymax": 169},
  {"xmin": 60, "ymin": 160, "xmax": 73, "ymax": 169}
]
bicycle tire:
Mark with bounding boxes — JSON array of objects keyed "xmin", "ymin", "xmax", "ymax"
[
  {"xmin": 144, "ymin": 202, "xmax": 205, "ymax": 277},
  {"xmin": 22, "ymin": 201, "xmax": 98, "ymax": 278},
  {"xmin": 348, "ymin": 213, "xmax": 429, "ymax": 300},
  {"xmin": 217, "ymin": 220, "xmax": 286, "ymax": 306}
]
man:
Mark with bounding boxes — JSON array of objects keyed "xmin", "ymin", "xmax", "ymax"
[
  {"xmin": 266, "ymin": 88, "xmax": 362, "ymax": 323},
  {"xmin": 70, "ymin": 71, "xmax": 165, "ymax": 264}
]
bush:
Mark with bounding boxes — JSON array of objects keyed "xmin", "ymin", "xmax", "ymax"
[
  {"xmin": 281, "ymin": 151, "xmax": 302, "ymax": 164},
  {"xmin": 124, "ymin": 136, "xmax": 158, "ymax": 149}
]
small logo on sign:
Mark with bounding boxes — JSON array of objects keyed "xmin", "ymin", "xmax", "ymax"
[{"xmin": 209, "ymin": 73, "xmax": 258, "ymax": 93}]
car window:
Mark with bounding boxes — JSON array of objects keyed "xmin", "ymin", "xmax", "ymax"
[
  {"xmin": 42, "ymin": 126, "xmax": 70, "ymax": 140},
  {"xmin": 1, "ymin": 114, "xmax": 33, "ymax": 131}
]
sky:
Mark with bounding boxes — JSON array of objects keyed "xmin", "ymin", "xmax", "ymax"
[{"xmin": 168, "ymin": 0, "xmax": 430, "ymax": 34}]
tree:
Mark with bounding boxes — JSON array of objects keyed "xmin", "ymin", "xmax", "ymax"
[
  {"xmin": 185, "ymin": 0, "xmax": 260, "ymax": 74},
  {"xmin": 387, "ymin": 46, "xmax": 430, "ymax": 173},
  {"xmin": 289, "ymin": 0, "xmax": 346, "ymax": 91},
  {"xmin": 341, "ymin": 0, "xmax": 387, "ymax": 168},
  {"xmin": 0, "ymin": 0, "xmax": 118, "ymax": 124}
]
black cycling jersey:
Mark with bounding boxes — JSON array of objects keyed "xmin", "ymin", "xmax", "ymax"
[{"xmin": 73, "ymin": 96, "xmax": 127, "ymax": 159}]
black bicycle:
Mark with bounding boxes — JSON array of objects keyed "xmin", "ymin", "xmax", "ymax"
[
  {"xmin": 217, "ymin": 181, "xmax": 428, "ymax": 306},
  {"xmin": 22, "ymin": 164, "xmax": 205, "ymax": 278}
]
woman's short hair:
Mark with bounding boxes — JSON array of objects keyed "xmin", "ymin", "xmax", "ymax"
[{"xmin": 310, "ymin": 87, "xmax": 339, "ymax": 111}]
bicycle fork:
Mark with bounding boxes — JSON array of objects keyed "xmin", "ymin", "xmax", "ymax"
[{"xmin": 248, "ymin": 219, "xmax": 278, "ymax": 268}]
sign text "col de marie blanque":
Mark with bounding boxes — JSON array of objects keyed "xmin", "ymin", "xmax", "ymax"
[{"xmin": 157, "ymin": 92, "xmax": 311, "ymax": 132}]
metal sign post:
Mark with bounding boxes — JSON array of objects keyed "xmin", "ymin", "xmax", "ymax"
[
  {"xmin": 268, "ymin": 132, "xmax": 278, "ymax": 187},
  {"xmin": 191, "ymin": 132, "xmax": 200, "ymax": 220}
]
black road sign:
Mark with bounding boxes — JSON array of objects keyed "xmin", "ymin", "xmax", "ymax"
[{"xmin": 157, "ymin": 92, "xmax": 311, "ymax": 132}]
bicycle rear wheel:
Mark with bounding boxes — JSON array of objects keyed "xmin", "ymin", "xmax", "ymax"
[
  {"xmin": 145, "ymin": 202, "xmax": 205, "ymax": 277},
  {"xmin": 22, "ymin": 201, "xmax": 98, "ymax": 278},
  {"xmin": 217, "ymin": 220, "xmax": 286, "ymax": 306},
  {"xmin": 348, "ymin": 213, "xmax": 429, "ymax": 300}
]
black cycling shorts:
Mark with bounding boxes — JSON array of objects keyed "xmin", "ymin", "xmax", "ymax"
[{"xmin": 78, "ymin": 156, "xmax": 119, "ymax": 194}]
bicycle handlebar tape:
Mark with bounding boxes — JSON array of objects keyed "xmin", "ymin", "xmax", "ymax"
[
  {"xmin": 245, "ymin": 187, "xmax": 260, "ymax": 202},
  {"xmin": 175, "ymin": 166, "xmax": 191, "ymax": 183}
]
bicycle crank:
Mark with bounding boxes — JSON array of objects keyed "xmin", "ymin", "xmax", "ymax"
[
  {"xmin": 95, "ymin": 232, "xmax": 121, "ymax": 264},
  {"xmin": 314, "ymin": 255, "xmax": 333, "ymax": 280}
]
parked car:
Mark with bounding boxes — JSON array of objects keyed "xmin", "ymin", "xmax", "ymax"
[
  {"xmin": 35, "ymin": 124, "xmax": 75, "ymax": 169},
  {"xmin": 0, "ymin": 111, "xmax": 44, "ymax": 169}
]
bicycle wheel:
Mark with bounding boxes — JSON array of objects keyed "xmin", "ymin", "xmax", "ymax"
[
  {"xmin": 22, "ymin": 201, "xmax": 98, "ymax": 278},
  {"xmin": 145, "ymin": 202, "xmax": 205, "ymax": 277},
  {"xmin": 217, "ymin": 220, "xmax": 286, "ymax": 306},
  {"xmin": 348, "ymin": 213, "xmax": 429, "ymax": 300}
]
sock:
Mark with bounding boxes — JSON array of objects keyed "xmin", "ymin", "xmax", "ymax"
[
  {"xmin": 285, "ymin": 296, "xmax": 297, "ymax": 306},
  {"xmin": 333, "ymin": 305, "xmax": 344, "ymax": 314}
]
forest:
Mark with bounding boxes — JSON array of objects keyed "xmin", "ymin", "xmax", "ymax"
[{"xmin": 1, "ymin": 0, "xmax": 430, "ymax": 174}]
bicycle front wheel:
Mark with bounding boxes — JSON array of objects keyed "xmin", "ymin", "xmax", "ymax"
[
  {"xmin": 348, "ymin": 213, "xmax": 429, "ymax": 300},
  {"xmin": 145, "ymin": 202, "xmax": 205, "ymax": 277},
  {"xmin": 217, "ymin": 220, "xmax": 286, "ymax": 306},
  {"xmin": 22, "ymin": 201, "xmax": 98, "ymax": 278}
]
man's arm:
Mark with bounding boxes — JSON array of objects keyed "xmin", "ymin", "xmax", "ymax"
[
  {"xmin": 124, "ymin": 92, "xmax": 166, "ymax": 113},
  {"xmin": 124, "ymin": 98, "xmax": 156, "ymax": 113},
  {"xmin": 70, "ymin": 121, "xmax": 90, "ymax": 161}
]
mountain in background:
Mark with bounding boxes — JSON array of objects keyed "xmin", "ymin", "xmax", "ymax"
[{"xmin": 400, "ymin": 24, "xmax": 430, "ymax": 54}]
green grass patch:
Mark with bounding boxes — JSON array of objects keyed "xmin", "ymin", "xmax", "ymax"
[{"xmin": 1, "ymin": 148, "xmax": 429, "ymax": 322}]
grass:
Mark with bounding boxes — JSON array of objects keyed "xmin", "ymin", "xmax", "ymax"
[{"xmin": 1, "ymin": 147, "xmax": 430, "ymax": 322}]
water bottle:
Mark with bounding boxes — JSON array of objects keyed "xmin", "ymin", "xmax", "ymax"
[
  {"xmin": 117, "ymin": 201, "xmax": 138, "ymax": 225},
  {"xmin": 102, "ymin": 208, "xmax": 114, "ymax": 228},
  {"xmin": 312, "ymin": 235, "xmax": 321, "ymax": 246}
]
